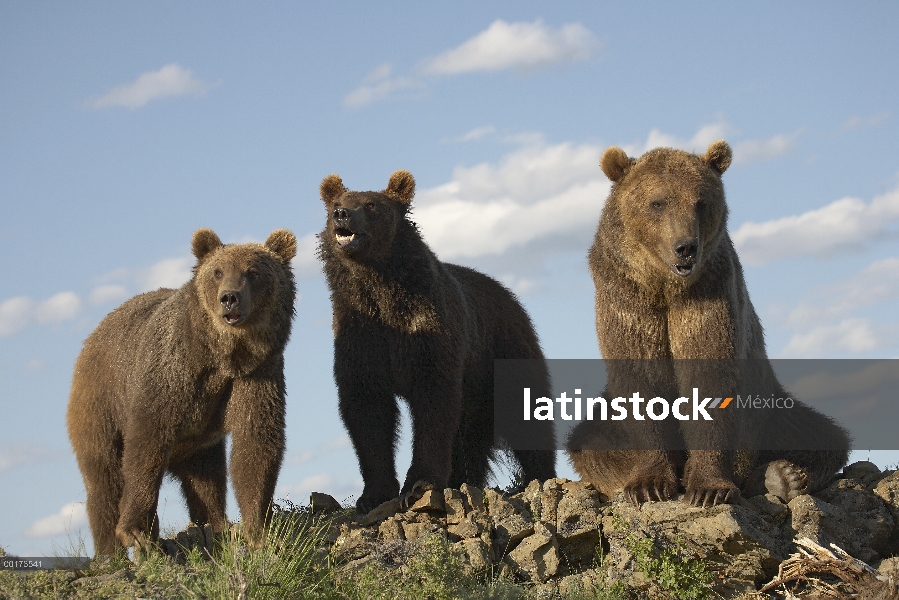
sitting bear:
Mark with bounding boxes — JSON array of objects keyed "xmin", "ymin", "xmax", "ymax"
[
  {"xmin": 67, "ymin": 228, "xmax": 297, "ymax": 554},
  {"xmin": 566, "ymin": 141, "xmax": 850, "ymax": 507},
  {"xmin": 318, "ymin": 170, "xmax": 556, "ymax": 513}
]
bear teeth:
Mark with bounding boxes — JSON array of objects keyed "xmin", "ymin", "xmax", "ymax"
[{"xmin": 336, "ymin": 233, "xmax": 356, "ymax": 248}]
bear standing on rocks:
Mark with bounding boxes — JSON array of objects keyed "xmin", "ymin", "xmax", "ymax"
[
  {"xmin": 318, "ymin": 170, "xmax": 556, "ymax": 513},
  {"xmin": 67, "ymin": 228, "xmax": 297, "ymax": 555},
  {"xmin": 566, "ymin": 141, "xmax": 850, "ymax": 507}
]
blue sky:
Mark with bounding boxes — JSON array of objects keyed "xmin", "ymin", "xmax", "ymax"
[{"xmin": 1, "ymin": 2, "xmax": 897, "ymax": 556}]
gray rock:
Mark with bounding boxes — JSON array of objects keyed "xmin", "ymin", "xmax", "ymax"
[
  {"xmin": 505, "ymin": 522, "xmax": 561, "ymax": 582},
  {"xmin": 310, "ymin": 491, "xmax": 343, "ymax": 515},
  {"xmin": 485, "ymin": 488, "xmax": 535, "ymax": 555}
]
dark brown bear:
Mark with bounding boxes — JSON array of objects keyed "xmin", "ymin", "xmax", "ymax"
[
  {"xmin": 318, "ymin": 170, "xmax": 556, "ymax": 513},
  {"xmin": 567, "ymin": 141, "xmax": 849, "ymax": 507},
  {"xmin": 67, "ymin": 228, "xmax": 297, "ymax": 555}
]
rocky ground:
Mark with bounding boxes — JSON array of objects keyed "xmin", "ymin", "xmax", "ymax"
[
  {"xmin": 8, "ymin": 461, "xmax": 898, "ymax": 599},
  {"xmin": 317, "ymin": 461, "xmax": 899, "ymax": 598}
]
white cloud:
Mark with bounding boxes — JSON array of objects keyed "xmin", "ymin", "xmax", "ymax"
[
  {"xmin": 277, "ymin": 474, "xmax": 362, "ymax": 506},
  {"xmin": 34, "ymin": 292, "xmax": 82, "ymax": 325},
  {"xmin": 781, "ymin": 318, "xmax": 881, "ymax": 358},
  {"xmin": 786, "ymin": 257, "xmax": 899, "ymax": 327},
  {"xmin": 839, "ymin": 112, "xmax": 890, "ymax": 133},
  {"xmin": 732, "ymin": 184, "xmax": 899, "ymax": 265},
  {"xmin": 630, "ymin": 123, "xmax": 796, "ymax": 167},
  {"xmin": 25, "ymin": 502, "xmax": 88, "ymax": 538},
  {"xmin": 287, "ymin": 434, "xmax": 350, "ymax": 466},
  {"xmin": 633, "ymin": 122, "xmax": 730, "ymax": 156},
  {"xmin": 92, "ymin": 63, "xmax": 214, "ymax": 109},
  {"xmin": 0, "ymin": 443, "xmax": 51, "ymax": 473},
  {"xmin": 499, "ymin": 275, "xmax": 538, "ymax": 296},
  {"xmin": 732, "ymin": 132, "xmax": 799, "ymax": 166},
  {"xmin": 445, "ymin": 125, "xmax": 497, "ymax": 143},
  {"xmin": 25, "ymin": 359, "xmax": 46, "ymax": 372},
  {"xmin": 414, "ymin": 139, "xmax": 609, "ymax": 260},
  {"xmin": 137, "ymin": 257, "xmax": 193, "ymax": 292},
  {"xmin": 0, "ymin": 293, "xmax": 81, "ymax": 337},
  {"xmin": 0, "ymin": 296, "xmax": 34, "ymax": 337},
  {"xmin": 291, "ymin": 232, "xmax": 321, "ymax": 279},
  {"xmin": 424, "ymin": 19, "xmax": 597, "ymax": 75},
  {"xmin": 776, "ymin": 257, "xmax": 899, "ymax": 358},
  {"xmin": 343, "ymin": 63, "xmax": 427, "ymax": 108},
  {"xmin": 89, "ymin": 284, "xmax": 129, "ymax": 305}
]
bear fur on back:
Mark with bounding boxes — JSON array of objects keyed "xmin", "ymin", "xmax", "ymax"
[
  {"xmin": 67, "ymin": 228, "xmax": 297, "ymax": 554},
  {"xmin": 318, "ymin": 170, "xmax": 556, "ymax": 513}
]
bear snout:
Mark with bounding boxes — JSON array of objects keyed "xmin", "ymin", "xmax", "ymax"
[
  {"xmin": 673, "ymin": 237, "xmax": 698, "ymax": 260},
  {"xmin": 332, "ymin": 208, "xmax": 361, "ymax": 250},
  {"xmin": 219, "ymin": 291, "xmax": 246, "ymax": 324},
  {"xmin": 671, "ymin": 237, "xmax": 698, "ymax": 277}
]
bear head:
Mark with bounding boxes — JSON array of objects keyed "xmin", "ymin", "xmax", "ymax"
[
  {"xmin": 319, "ymin": 170, "xmax": 416, "ymax": 265},
  {"xmin": 191, "ymin": 228, "xmax": 297, "ymax": 334},
  {"xmin": 599, "ymin": 140, "xmax": 732, "ymax": 282}
]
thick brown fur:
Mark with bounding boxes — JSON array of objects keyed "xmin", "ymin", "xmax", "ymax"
[
  {"xmin": 67, "ymin": 228, "xmax": 297, "ymax": 555},
  {"xmin": 567, "ymin": 141, "xmax": 849, "ymax": 507},
  {"xmin": 318, "ymin": 170, "xmax": 556, "ymax": 513}
]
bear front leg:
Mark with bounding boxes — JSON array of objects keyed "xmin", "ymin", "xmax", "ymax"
[
  {"xmin": 116, "ymin": 427, "xmax": 169, "ymax": 551},
  {"xmin": 334, "ymin": 327, "xmax": 401, "ymax": 514},
  {"xmin": 682, "ymin": 449, "xmax": 740, "ymax": 506},
  {"xmin": 338, "ymin": 386, "xmax": 401, "ymax": 514},
  {"xmin": 401, "ymin": 378, "xmax": 462, "ymax": 506},
  {"xmin": 168, "ymin": 440, "xmax": 228, "ymax": 534},
  {"xmin": 227, "ymin": 375, "xmax": 286, "ymax": 548}
]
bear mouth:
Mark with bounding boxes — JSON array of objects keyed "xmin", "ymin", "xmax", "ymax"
[
  {"xmin": 671, "ymin": 263, "xmax": 695, "ymax": 277},
  {"xmin": 222, "ymin": 312, "xmax": 244, "ymax": 326},
  {"xmin": 335, "ymin": 227, "xmax": 360, "ymax": 249}
]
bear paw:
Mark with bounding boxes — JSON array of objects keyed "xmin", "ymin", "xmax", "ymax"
[
  {"xmin": 683, "ymin": 480, "xmax": 740, "ymax": 507},
  {"xmin": 764, "ymin": 459, "xmax": 809, "ymax": 502},
  {"xmin": 622, "ymin": 473, "xmax": 678, "ymax": 504}
]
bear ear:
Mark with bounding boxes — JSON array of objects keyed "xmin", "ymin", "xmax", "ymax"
[
  {"xmin": 320, "ymin": 174, "xmax": 346, "ymax": 205},
  {"xmin": 264, "ymin": 229, "xmax": 297, "ymax": 262},
  {"xmin": 600, "ymin": 147, "xmax": 632, "ymax": 183},
  {"xmin": 703, "ymin": 140, "xmax": 733, "ymax": 175},
  {"xmin": 192, "ymin": 228, "xmax": 223, "ymax": 262},
  {"xmin": 384, "ymin": 170, "xmax": 416, "ymax": 205}
]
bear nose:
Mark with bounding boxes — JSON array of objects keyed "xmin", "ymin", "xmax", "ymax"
[
  {"xmin": 333, "ymin": 207, "xmax": 349, "ymax": 221},
  {"xmin": 673, "ymin": 238, "xmax": 698, "ymax": 260},
  {"xmin": 220, "ymin": 291, "xmax": 241, "ymax": 311}
]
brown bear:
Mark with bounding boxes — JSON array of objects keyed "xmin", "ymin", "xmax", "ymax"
[
  {"xmin": 318, "ymin": 170, "xmax": 556, "ymax": 513},
  {"xmin": 67, "ymin": 228, "xmax": 297, "ymax": 555},
  {"xmin": 566, "ymin": 141, "xmax": 850, "ymax": 507}
]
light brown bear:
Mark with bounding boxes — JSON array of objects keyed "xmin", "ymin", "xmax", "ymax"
[
  {"xmin": 67, "ymin": 228, "xmax": 296, "ymax": 554},
  {"xmin": 318, "ymin": 170, "xmax": 556, "ymax": 513},
  {"xmin": 566, "ymin": 141, "xmax": 850, "ymax": 507}
]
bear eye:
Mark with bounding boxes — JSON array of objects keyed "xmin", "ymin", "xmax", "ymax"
[
  {"xmin": 365, "ymin": 201, "xmax": 376, "ymax": 210},
  {"xmin": 214, "ymin": 269, "xmax": 223, "ymax": 279},
  {"xmin": 650, "ymin": 200, "xmax": 666, "ymax": 211},
  {"xmin": 246, "ymin": 269, "xmax": 258, "ymax": 280}
]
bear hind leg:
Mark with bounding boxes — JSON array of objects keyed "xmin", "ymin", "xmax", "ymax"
[
  {"xmin": 745, "ymin": 402, "xmax": 850, "ymax": 502},
  {"xmin": 80, "ymin": 442, "xmax": 125, "ymax": 556}
]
